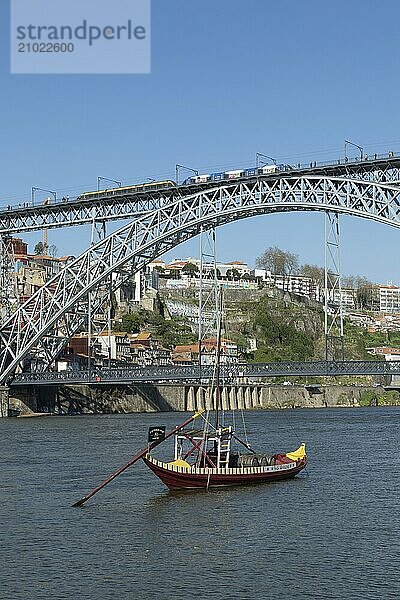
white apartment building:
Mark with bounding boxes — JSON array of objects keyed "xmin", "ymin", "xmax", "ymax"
[
  {"xmin": 379, "ymin": 285, "xmax": 400, "ymax": 312},
  {"xmin": 254, "ymin": 269, "xmax": 320, "ymax": 300},
  {"xmin": 332, "ymin": 288, "xmax": 356, "ymax": 309},
  {"xmin": 96, "ymin": 332, "xmax": 132, "ymax": 362},
  {"xmin": 159, "ymin": 257, "xmax": 251, "ymax": 278}
]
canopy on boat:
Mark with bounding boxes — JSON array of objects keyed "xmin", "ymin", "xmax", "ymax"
[
  {"xmin": 286, "ymin": 443, "xmax": 306, "ymax": 461},
  {"xmin": 168, "ymin": 459, "xmax": 191, "ymax": 469}
]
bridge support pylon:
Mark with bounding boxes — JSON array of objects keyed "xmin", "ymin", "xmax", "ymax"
[
  {"xmin": 324, "ymin": 212, "xmax": 344, "ymax": 360},
  {"xmin": 0, "ymin": 385, "xmax": 9, "ymax": 417}
]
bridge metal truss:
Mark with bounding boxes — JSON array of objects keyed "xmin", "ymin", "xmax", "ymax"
[
  {"xmin": 324, "ymin": 212, "xmax": 344, "ymax": 360},
  {"xmin": 11, "ymin": 359, "xmax": 400, "ymax": 386},
  {"xmin": 1, "ymin": 156, "xmax": 400, "ymax": 236},
  {"xmin": 1, "ymin": 174, "xmax": 400, "ymax": 384}
]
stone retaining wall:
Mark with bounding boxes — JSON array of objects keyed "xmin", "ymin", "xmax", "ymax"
[{"xmin": 8, "ymin": 383, "xmax": 394, "ymax": 415}]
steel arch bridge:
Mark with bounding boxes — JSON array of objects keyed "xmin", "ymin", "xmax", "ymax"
[{"xmin": 1, "ymin": 172, "xmax": 400, "ymax": 385}]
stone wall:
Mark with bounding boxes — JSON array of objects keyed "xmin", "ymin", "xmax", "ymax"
[{"xmin": 9, "ymin": 383, "xmax": 393, "ymax": 415}]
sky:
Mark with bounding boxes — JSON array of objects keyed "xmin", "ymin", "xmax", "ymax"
[{"xmin": 1, "ymin": 0, "xmax": 400, "ymax": 283}]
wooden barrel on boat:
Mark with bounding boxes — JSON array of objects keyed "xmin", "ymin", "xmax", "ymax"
[{"xmin": 238, "ymin": 454, "xmax": 275, "ymax": 467}]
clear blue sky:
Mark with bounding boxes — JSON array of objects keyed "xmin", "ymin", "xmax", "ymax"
[{"xmin": 1, "ymin": 0, "xmax": 400, "ymax": 283}]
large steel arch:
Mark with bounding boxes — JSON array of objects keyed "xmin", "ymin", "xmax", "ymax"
[{"xmin": 1, "ymin": 174, "xmax": 400, "ymax": 384}]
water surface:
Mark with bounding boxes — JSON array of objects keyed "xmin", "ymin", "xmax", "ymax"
[{"xmin": 1, "ymin": 408, "xmax": 399, "ymax": 599}]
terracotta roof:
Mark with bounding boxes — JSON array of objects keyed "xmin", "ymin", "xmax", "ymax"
[
  {"xmin": 59, "ymin": 255, "xmax": 75, "ymax": 261},
  {"xmin": 173, "ymin": 355, "xmax": 193, "ymax": 363},
  {"xmin": 99, "ymin": 331, "xmax": 130, "ymax": 338},
  {"xmin": 30, "ymin": 255, "xmax": 48, "ymax": 259},
  {"xmin": 166, "ymin": 261, "xmax": 189, "ymax": 269},
  {"xmin": 367, "ymin": 346, "xmax": 400, "ymax": 354},
  {"xmin": 203, "ymin": 337, "xmax": 236, "ymax": 345},
  {"xmin": 174, "ymin": 344, "xmax": 199, "ymax": 353},
  {"xmin": 135, "ymin": 332, "xmax": 152, "ymax": 340}
]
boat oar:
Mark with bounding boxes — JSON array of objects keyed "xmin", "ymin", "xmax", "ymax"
[{"xmin": 72, "ymin": 410, "xmax": 204, "ymax": 507}]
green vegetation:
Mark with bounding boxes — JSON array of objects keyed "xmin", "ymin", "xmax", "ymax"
[
  {"xmin": 343, "ymin": 321, "xmax": 400, "ymax": 359},
  {"xmin": 358, "ymin": 390, "xmax": 377, "ymax": 406},
  {"xmin": 223, "ymin": 295, "xmax": 321, "ymax": 362},
  {"xmin": 251, "ymin": 302, "xmax": 315, "ymax": 361},
  {"xmin": 359, "ymin": 389, "xmax": 400, "ymax": 406},
  {"xmin": 119, "ymin": 309, "xmax": 196, "ymax": 348}
]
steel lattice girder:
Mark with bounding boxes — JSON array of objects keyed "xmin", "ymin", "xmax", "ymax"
[
  {"xmin": 1, "ymin": 174, "xmax": 400, "ymax": 384},
  {"xmin": 1, "ymin": 157, "xmax": 400, "ymax": 235}
]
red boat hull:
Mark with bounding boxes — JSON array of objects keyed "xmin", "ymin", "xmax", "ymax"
[{"xmin": 143, "ymin": 455, "xmax": 307, "ymax": 490}]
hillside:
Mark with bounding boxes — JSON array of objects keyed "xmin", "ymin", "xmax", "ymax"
[{"xmin": 157, "ymin": 288, "xmax": 394, "ymax": 361}]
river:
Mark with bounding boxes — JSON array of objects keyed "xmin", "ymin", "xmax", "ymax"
[{"xmin": 1, "ymin": 407, "xmax": 399, "ymax": 599}]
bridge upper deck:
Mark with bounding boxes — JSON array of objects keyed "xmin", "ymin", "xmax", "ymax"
[{"xmin": 1, "ymin": 152, "xmax": 400, "ymax": 235}]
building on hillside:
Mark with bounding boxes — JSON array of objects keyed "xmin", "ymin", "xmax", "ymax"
[
  {"xmin": 59, "ymin": 255, "xmax": 75, "ymax": 268},
  {"xmin": 130, "ymin": 332, "xmax": 172, "ymax": 365},
  {"xmin": 160, "ymin": 257, "xmax": 251, "ymax": 280},
  {"xmin": 379, "ymin": 285, "xmax": 400, "ymax": 312},
  {"xmin": 366, "ymin": 346, "xmax": 400, "ymax": 361},
  {"xmin": 332, "ymin": 288, "xmax": 356, "ymax": 309},
  {"xmin": 164, "ymin": 277, "xmax": 258, "ymax": 290},
  {"xmin": 96, "ymin": 332, "xmax": 132, "ymax": 362},
  {"xmin": 347, "ymin": 312, "xmax": 374, "ymax": 329},
  {"xmin": 224, "ymin": 261, "xmax": 250, "ymax": 276},
  {"xmin": 57, "ymin": 352, "xmax": 91, "ymax": 372},
  {"xmin": 165, "ymin": 260, "xmax": 191, "ymax": 276},
  {"xmin": 30, "ymin": 254, "xmax": 60, "ymax": 278},
  {"xmin": 10, "ymin": 237, "xmax": 64, "ymax": 298},
  {"xmin": 148, "ymin": 259, "xmax": 166, "ymax": 272},
  {"xmin": 172, "ymin": 343, "xmax": 200, "ymax": 365},
  {"xmin": 64, "ymin": 334, "xmax": 103, "ymax": 366},
  {"xmin": 253, "ymin": 269, "xmax": 320, "ymax": 300},
  {"xmin": 173, "ymin": 338, "xmax": 239, "ymax": 365}
]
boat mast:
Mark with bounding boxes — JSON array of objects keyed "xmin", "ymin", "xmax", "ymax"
[
  {"xmin": 214, "ymin": 287, "xmax": 223, "ymax": 430},
  {"xmin": 198, "ymin": 226, "xmax": 219, "ymax": 426}
]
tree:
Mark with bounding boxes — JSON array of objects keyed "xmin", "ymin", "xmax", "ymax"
[
  {"xmin": 256, "ymin": 246, "xmax": 299, "ymax": 276},
  {"xmin": 182, "ymin": 262, "xmax": 199, "ymax": 276},
  {"xmin": 48, "ymin": 244, "xmax": 58, "ymax": 257},
  {"xmin": 256, "ymin": 246, "xmax": 299, "ymax": 291},
  {"xmin": 241, "ymin": 272, "xmax": 254, "ymax": 281},
  {"xmin": 300, "ymin": 264, "xmax": 324, "ymax": 286},
  {"xmin": 34, "ymin": 242, "xmax": 44, "ymax": 255},
  {"xmin": 354, "ymin": 276, "xmax": 375, "ymax": 309},
  {"xmin": 342, "ymin": 275, "xmax": 356, "ymax": 289},
  {"xmin": 226, "ymin": 268, "xmax": 240, "ymax": 280}
]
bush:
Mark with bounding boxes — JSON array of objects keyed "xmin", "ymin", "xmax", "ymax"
[{"xmin": 359, "ymin": 390, "xmax": 377, "ymax": 407}]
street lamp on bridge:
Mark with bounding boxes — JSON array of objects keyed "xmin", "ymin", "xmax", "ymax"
[
  {"xmin": 97, "ymin": 176, "xmax": 122, "ymax": 193},
  {"xmin": 175, "ymin": 164, "xmax": 199, "ymax": 185},
  {"xmin": 344, "ymin": 140, "xmax": 364, "ymax": 161},
  {"xmin": 31, "ymin": 186, "xmax": 57, "ymax": 207},
  {"xmin": 256, "ymin": 153, "xmax": 277, "ymax": 168}
]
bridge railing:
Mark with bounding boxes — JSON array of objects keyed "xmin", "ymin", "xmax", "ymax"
[{"xmin": 10, "ymin": 360, "xmax": 400, "ymax": 386}]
